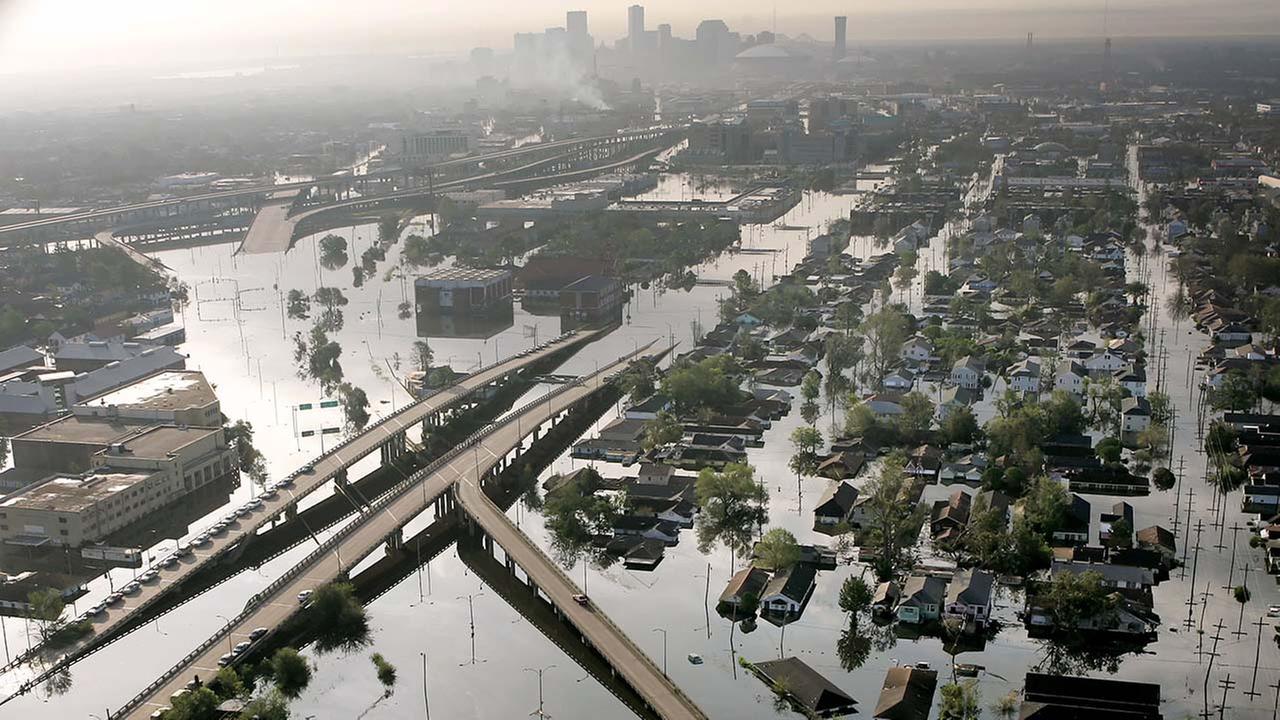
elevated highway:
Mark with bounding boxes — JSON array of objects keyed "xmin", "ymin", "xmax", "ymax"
[
  {"xmin": 1, "ymin": 330, "xmax": 594, "ymax": 694},
  {"xmin": 118, "ymin": 341, "xmax": 704, "ymax": 720},
  {"xmin": 0, "ymin": 129, "xmax": 680, "ymax": 247}
]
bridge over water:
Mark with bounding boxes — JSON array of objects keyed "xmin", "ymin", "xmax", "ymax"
[
  {"xmin": 0, "ymin": 330, "xmax": 595, "ymax": 698},
  {"xmin": 115, "ymin": 341, "xmax": 706, "ymax": 720}
]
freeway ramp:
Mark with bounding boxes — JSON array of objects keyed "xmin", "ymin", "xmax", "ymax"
[{"xmin": 239, "ymin": 190, "xmax": 301, "ymax": 254}]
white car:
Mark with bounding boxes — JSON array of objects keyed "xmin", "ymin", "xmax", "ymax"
[
  {"xmin": 297, "ymin": 590, "xmax": 313, "ymax": 605},
  {"xmin": 1268, "ymin": 605, "xmax": 1280, "ymax": 618}
]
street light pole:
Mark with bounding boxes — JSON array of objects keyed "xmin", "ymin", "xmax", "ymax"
[
  {"xmin": 523, "ymin": 664, "xmax": 557, "ymax": 719},
  {"xmin": 216, "ymin": 614, "xmax": 233, "ymax": 654},
  {"xmin": 652, "ymin": 628, "xmax": 667, "ymax": 677},
  {"xmin": 457, "ymin": 593, "xmax": 483, "ymax": 664}
]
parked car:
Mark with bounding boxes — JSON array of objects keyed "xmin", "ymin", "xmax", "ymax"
[
  {"xmin": 250, "ymin": 627, "xmax": 269, "ymax": 641},
  {"xmin": 297, "ymin": 590, "xmax": 313, "ymax": 605}
]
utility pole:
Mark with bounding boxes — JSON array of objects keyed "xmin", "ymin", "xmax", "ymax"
[
  {"xmin": 1204, "ymin": 619, "xmax": 1226, "ymax": 720},
  {"xmin": 1216, "ymin": 673, "xmax": 1235, "ymax": 720},
  {"xmin": 1246, "ymin": 616, "xmax": 1265, "ymax": 700},
  {"xmin": 420, "ymin": 652, "xmax": 431, "ymax": 720},
  {"xmin": 1186, "ymin": 520, "xmax": 1205, "ymax": 630},
  {"xmin": 1236, "ymin": 564, "xmax": 1252, "ymax": 637},
  {"xmin": 1223, "ymin": 524, "xmax": 1243, "ymax": 590}
]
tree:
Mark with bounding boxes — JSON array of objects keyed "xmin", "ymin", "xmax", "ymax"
[
  {"xmin": 286, "ymin": 289, "xmax": 311, "ymax": 319},
  {"xmin": 412, "ymin": 339, "xmax": 434, "ymax": 374},
  {"xmin": 338, "ymin": 383, "xmax": 371, "ymax": 433},
  {"xmin": 1108, "ymin": 518, "xmax": 1132, "ymax": 548},
  {"xmin": 378, "ymin": 215, "xmax": 401, "ymax": 243},
  {"xmin": 1210, "ymin": 372, "xmax": 1258, "ymax": 412},
  {"xmin": 165, "ymin": 686, "xmax": 221, "ymax": 720},
  {"xmin": 941, "ymin": 405, "xmax": 979, "ymax": 445},
  {"xmin": 402, "ymin": 234, "xmax": 433, "ymax": 266},
  {"xmin": 544, "ymin": 468, "xmax": 621, "ymax": 562},
  {"xmin": 788, "ymin": 426, "xmax": 823, "ymax": 483},
  {"xmin": 0, "ymin": 437, "xmax": 9, "ymax": 469},
  {"xmin": 863, "ymin": 458, "xmax": 925, "ymax": 581},
  {"xmin": 1152, "ymin": 466, "xmax": 1176, "ymax": 491},
  {"xmin": 860, "ymin": 306, "xmax": 910, "ymax": 388},
  {"xmin": 992, "ymin": 690, "xmax": 1020, "ymax": 719},
  {"xmin": 209, "ymin": 666, "xmax": 246, "ymax": 700},
  {"xmin": 897, "ymin": 391, "xmax": 935, "ymax": 441},
  {"xmin": 1022, "ymin": 476, "xmax": 1069, "ymax": 537},
  {"xmin": 800, "ymin": 370, "xmax": 821, "ymax": 405},
  {"xmin": 660, "ymin": 355, "xmax": 743, "ymax": 414},
  {"xmin": 938, "ymin": 680, "xmax": 981, "ymax": 720},
  {"xmin": 309, "ymin": 582, "xmax": 371, "ymax": 653},
  {"xmin": 641, "ymin": 411, "xmax": 683, "ymax": 450},
  {"xmin": 838, "ymin": 576, "xmax": 873, "ymax": 615},
  {"xmin": 371, "ymin": 652, "xmax": 398, "ymax": 692},
  {"xmin": 318, "ymin": 234, "xmax": 349, "ymax": 269},
  {"xmin": 1235, "ymin": 585, "xmax": 1251, "ymax": 604},
  {"xmin": 755, "ymin": 528, "xmax": 801, "ymax": 571},
  {"xmin": 1095, "ymin": 436, "xmax": 1123, "ymax": 464},
  {"xmin": 1085, "ymin": 377, "xmax": 1124, "ymax": 435},
  {"xmin": 239, "ymin": 690, "xmax": 290, "ymax": 720},
  {"xmin": 271, "ymin": 647, "xmax": 312, "ymax": 698},
  {"xmin": 225, "ymin": 420, "xmax": 268, "ymax": 486},
  {"xmin": 27, "ymin": 588, "xmax": 66, "ymax": 642},
  {"xmin": 1043, "ymin": 570, "xmax": 1115, "ymax": 629},
  {"xmin": 694, "ymin": 463, "xmax": 768, "ymax": 558}
]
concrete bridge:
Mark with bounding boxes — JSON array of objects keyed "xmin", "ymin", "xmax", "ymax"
[
  {"xmin": 0, "ymin": 129, "xmax": 681, "ymax": 249},
  {"xmin": 114, "ymin": 340, "xmax": 705, "ymax": 720},
  {"xmin": 0, "ymin": 330, "xmax": 595, "ymax": 696}
]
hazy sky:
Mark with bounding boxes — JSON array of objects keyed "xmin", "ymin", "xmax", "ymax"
[{"xmin": 1, "ymin": 0, "xmax": 1277, "ymax": 76}]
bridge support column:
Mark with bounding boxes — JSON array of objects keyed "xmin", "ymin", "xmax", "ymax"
[
  {"xmin": 285, "ymin": 505, "xmax": 298, "ymax": 520},
  {"xmin": 335, "ymin": 469, "xmax": 348, "ymax": 486},
  {"xmin": 385, "ymin": 528, "xmax": 404, "ymax": 553}
]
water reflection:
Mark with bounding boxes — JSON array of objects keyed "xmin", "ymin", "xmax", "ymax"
[{"xmin": 415, "ymin": 306, "xmax": 514, "ymax": 340}]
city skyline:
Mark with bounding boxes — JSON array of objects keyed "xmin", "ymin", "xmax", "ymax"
[{"xmin": 2, "ymin": 0, "xmax": 1279, "ymax": 78}]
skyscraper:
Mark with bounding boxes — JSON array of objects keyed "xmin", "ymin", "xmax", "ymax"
[
  {"xmin": 833, "ymin": 16, "xmax": 847, "ymax": 61},
  {"xmin": 566, "ymin": 10, "xmax": 588, "ymax": 38},
  {"xmin": 566, "ymin": 10, "xmax": 592, "ymax": 66},
  {"xmin": 628, "ymin": 5, "xmax": 645, "ymax": 52}
]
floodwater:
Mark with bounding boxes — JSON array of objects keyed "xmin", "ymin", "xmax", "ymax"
[{"xmin": 8, "ymin": 165, "xmax": 1275, "ymax": 720}]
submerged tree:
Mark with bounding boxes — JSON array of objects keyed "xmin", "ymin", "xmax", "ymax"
[{"xmin": 695, "ymin": 463, "xmax": 768, "ymax": 561}]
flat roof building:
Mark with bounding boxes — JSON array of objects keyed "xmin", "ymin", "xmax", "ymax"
[
  {"xmin": 415, "ymin": 267, "xmax": 513, "ymax": 317},
  {"xmin": 73, "ymin": 370, "xmax": 220, "ymax": 427},
  {"xmin": 0, "ymin": 470, "xmax": 167, "ymax": 547}
]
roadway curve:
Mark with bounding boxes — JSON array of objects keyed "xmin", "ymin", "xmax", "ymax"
[
  {"xmin": 454, "ymin": 397, "xmax": 708, "ymax": 718},
  {"xmin": 0, "ymin": 130, "xmax": 677, "ymax": 241},
  {"xmin": 1, "ymin": 331, "xmax": 592, "ymax": 695},
  {"xmin": 120, "ymin": 341, "xmax": 703, "ymax": 720}
]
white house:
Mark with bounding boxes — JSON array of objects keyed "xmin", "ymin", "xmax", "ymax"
[
  {"xmin": 883, "ymin": 367, "xmax": 915, "ymax": 391},
  {"xmin": 1008, "ymin": 358, "xmax": 1041, "ymax": 394},
  {"xmin": 943, "ymin": 569, "xmax": 994, "ymax": 626},
  {"xmin": 1055, "ymin": 360, "xmax": 1088, "ymax": 396},
  {"xmin": 1083, "ymin": 349, "xmax": 1128, "ymax": 374},
  {"xmin": 899, "ymin": 335, "xmax": 934, "ymax": 363},
  {"xmin": 1114, "ymin": 366, "xmax": 1147, "ymax": 398},
  {"xmin": 760, "ymin": 565, "xmax": 817, "ymax": 619},
  {"xmin": 950, "ymin": 355, "xmax": 984, "ymax": 390},
  {"xmin": 1121, "ymin": 397, "xmax": 1152, "ymax": 435}
]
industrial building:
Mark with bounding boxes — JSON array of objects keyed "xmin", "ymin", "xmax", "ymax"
[{"xmin": 415, "ymin": 267, "xmax": 514, "ymax": 317}]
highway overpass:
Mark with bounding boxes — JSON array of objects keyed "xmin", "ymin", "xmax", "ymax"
[
  {"xmin": 0, "ymin": 330, "xmax": 595, "ymax": 695},
  {"xmin": 116, "ymin": 341, "xmax": 704, "ymax": 720}
]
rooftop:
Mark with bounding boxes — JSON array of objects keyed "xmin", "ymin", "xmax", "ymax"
[
  {"xmin": 0, "ymin": 471, "xmax": 158, "ymax": 514},
  {"xmin": 416, "ymin": 267, "xmax": 512, "ymax": 284},
  {"xmin": 16, "ymin": 414, "xmax": 143, "ymax": 446},
  {"xmin": 108, "ymin": 425, "xmax": 220, "ymax": 459},
  {"xmin": 77, "ymin": 370, "xmax": 216, "ymax": 413}
]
